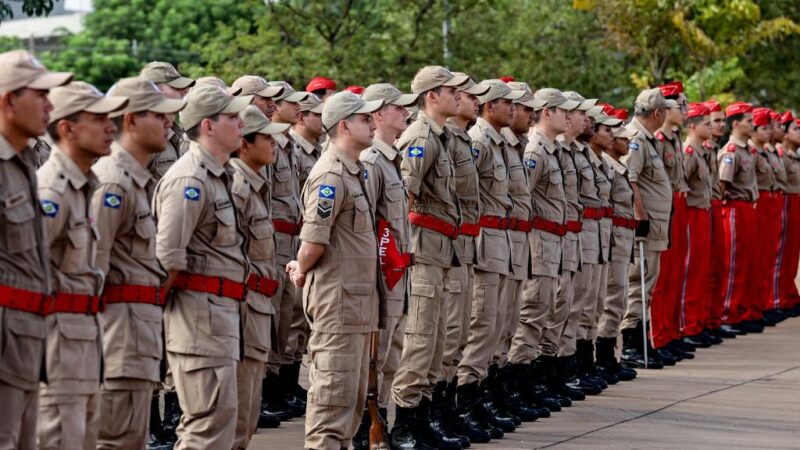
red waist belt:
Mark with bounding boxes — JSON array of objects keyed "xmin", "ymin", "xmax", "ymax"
[
  {"xmin": 583, "ymin": 207, "xmax": 604, "ymax": 220},
  {"xmin": 459, "ymin": 222, "xmax": 481, "ymax": 237},
  {"xmin": 508, "ymin": 218, "xmax": 533, "ymax": 232},
  {"xmin": 172, "ymin": 273, "xmax": 247, "ymax": 301},
  {"xmin": 103, "ymin": 284, "xmax": 165, "ymax": 306},
  {"xmin": 611, "ymin": 216, "xmax": 637, "ymax": 230},
  {"xmin": 531, "ymin": 217, "xmax": 567, "ymax": 236},
  {"xmin": 0, "ymin": 285, "xmax": 50, "ymax": 315},
  {"xmin": 603, "ymin": 207, "xmax": 614, "ymax": 218},
  {"xmin": 479, "ymin": 215, "xmax": 509, "ymax": 230},
  {"xmin": 247, "ymin": 273, "xmax": 279, "ymax": 297},
  {"xmin": 566, "ymin": 220, "xmax": 582, "ymax": 233},
  {"xmin": 45, "ymin": 292, "xmax": 102, "ymax": 315},
  {"xmin": 273, "ymin": 219, "xmax": 302, "ymax": 236},
  {"xmin": 409, "ymin": 212, "xmax": 459, "ymax": 239}
]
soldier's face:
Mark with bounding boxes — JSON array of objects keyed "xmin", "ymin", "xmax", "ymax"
[
  {"xmin": 492, "ymin": 99, "xmax": 515, "ymax": 127},
  {"xmin": 665, "ymin": 107, "xmax": 682, "ymax": 126},
  {"xmin": 787, "ymin": 123, "xmax": 800, "ymax": 145},
  {"xmin": 613, "ymin": 137, "xmax": 630, "ymax": 156},
  {"xmin": 69, "ymin": 112, "xmax": 116, "ymax": 158},
  {"xmin": 753, "ymin": 125, "xmax": 770, "ymax": 143},
  {"xmin": 274, "ymin": 100, "xmax": 300, "ymax": 124},
  {"xmin": 378, "ymin": 104, "xmax": 408, "ymax": 136},
  {"xmin": 131, "ymin": 111, "xmax": 172, "ymax": 154},
  {"xmin": 693, "ymin": 117, "xmax": 712, "ymax": 141},
  {"xmin": 346, "ymin": 113, "xmax": 375, "ymax": 149},
  {"xmin": 568, "ymin": 110, "xmax": 585, "ymax": 134},
  {"xmin": 6, "ymin": 88, "xmax": 53, "ymax": 138},
  {"xmin": 211, "ymin": 112, "xmax": 244, "ymax": 153},
  {"xmin": 457, "ymin": 93, "xmax": 479, "ymax": 121},
  {"xmin": 248, "ymin": 133, "xmax": 278, "ymax": 166},
  {"xmin": 593, "ymin": 124, "xmax": 614, "ymax": 150},
  {"xmin": 510, "ymin": 105, "xmax": 534, "ymax": 135},
  {"xmin": 735, "ymin": 114, "xmax": 754, "ymax": 137},
  {"xmin": 435, "ymin": 86, "xmax": 460, "ymax": 117},
  {"xmin": 710, "ymin": 111, "xmax": 725, "ymax": 138},
  {"xmin": 301, "ymin": 112, "xmax": 323, "ymax": 137},
  {"xmin": 253, "ymin": 95, "xmax": 277, "ymax": 118},
  {"xmin": 547, "ymin": 107, "xmax": 569, "ymax": 134},
  {"xmin": 772, "ymin": 122, "xmax": 784, "ymax": 142}
]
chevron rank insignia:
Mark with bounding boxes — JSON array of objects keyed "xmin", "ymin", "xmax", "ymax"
[
  {"xmin": 40, "ymin": 200, "xmax": 59, "ymax": 218},
  {"xmin": 317, "ymin": 185, "xmax": 336, "ymax": 219},
  {"xmin": 408, "ymin": 146, "xmax": 424, "ymax": 158},
  {"xmin": 103, "ymin": 193, "xmax": 122, "ymax": 209},
  {"xmin": 184, "ymin": 186, "xmax": 200, "ymax": 201}
]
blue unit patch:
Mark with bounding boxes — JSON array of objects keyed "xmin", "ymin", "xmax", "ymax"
[
  {"xmin": 103, "ymin": 193, "xmax": 122, "ymax": 209},
  {"xmin": 184, "ymin": 186, "xmax": 201, "ymax": 201},
  {"xmin": 363, "ymin": 169, "xmax": 369, "ymax": 180},
  {"xmin": 471, "ymin": 147, "xmax": 480, "ymax": 159},
  {"xmin": 319, "ymin": 185, "xmax": 336, "ymax": 199},
  {"xmin": 525, "ymin": 159, "xmax": 537, "ymax": 169},
  {"xmin": 408, "ymin": 146, "xmax": 424, "ymax": 158},
  {"xmin": 40, "ymin": 200, "xmax": 59, "ymax": 217},
  {"xmin": 723, "ymin": 156, "xmax": 734, "ymax": 165},
  {"xmin": 629, "ymin": 142, "xmax": 640, "ymax": 152}
]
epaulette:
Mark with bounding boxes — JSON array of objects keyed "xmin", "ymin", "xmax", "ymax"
[
  {"xmin": 231, "ymin": 173, "xmax": 249, "ymax": 198},
  {"xmin": 93, "ymin": 158, "xmax": 133, "ymax": 192},
  {"xmin": 750, "ymin": 146, "xmax": 757, "ymax": 154},
  {"xmin": 360, "ymin": 147, "xmax": 380, "ymax": 165},
  {"xmin": 655, "ymin": 131, "xmax": 666, "ymax": 142},
  {"xmin": 404, "ymin": 118, "xmax": 431, "ymax": 141},
  {"xmin": 37, "ymin": 161, "xmax": 69, "ymax": 194},
  {"xmin": 685, "ymin": 145, "xmax": 694, "ymax": 155},
  {"xmin": 726, "ymin": 143, "xmax": 737, "ymax": 153}
]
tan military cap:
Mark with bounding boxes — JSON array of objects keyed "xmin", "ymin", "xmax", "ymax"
[
  {"xmin": 451, "ymin": 73, "xmax": 490, "ymax": 96},
  {"xmin": 297, "ymin": 93, "xmax": 324, "ymax": 113},
  {"xmin": 613, "ymin": 126, "xmax": 638, "ymax": 139},
  {"xmin": 595, "ymin": 112, "xmax": 623, "ymax": 127},
  {"xmin": 534, "ymin": 88, "xmax": 580, "ymax": 110},
  {"xmin": 195, "ymin": 76, "xmax": 241, "ymax": 96},
  {"xmin": 563, "ymin": 91, "xmax": 598, "ymax": 111},
  {"xmin": 322, "ymin": 91, "xmax": 383, "ymax": 132},
  {"xmin": 361, "ymin": 83, "xmax": 418, "ymax": 107},
  {"xmin": 241, "ymin": 105, "xmax": 290, "ymax": 136},
  {"xmin": 0, "ymin": 50, "xmax": 72, "ymax": 93},
  {"xmin": 477, "ymin": 79, "xmax": 525, "ymax": 105},
  {"xmin": 232, "ymin": 75, "xmax": 284, "ymax": 98},
  {"xmin": 48, "ymin": 81, "xmax": 128, "ymax": 124},
  {"xmin": 587, "ymin": 105, "xmax": 604, "ymax": 119},
  {"xmin": 180, "ymin": 84, "xmax": 253, "ymax": 130},
  {"xmin": 635, "ymin": 88, "xmax": 668, "ymax": 111},
  {"xmin": 507, "ymin": 81, "xmax": 547, "ymax": 110},
  {"xmin": 107, "ymin": 77, "xmax": 186, "ymax": 118},
  {"xmin": 410, "ymin": 66, "xmax": 469, "ymax": 95},
  {"xmin": 665, "ymin": 98, "xmax": 679, "ymax": 108},
  {"xmin": 268, "ymin": 81, "xmax": 310, "ymax": 103},
  {"xmin": 140, "ymin": 61, "xmax": 194, "ymax": 89}
]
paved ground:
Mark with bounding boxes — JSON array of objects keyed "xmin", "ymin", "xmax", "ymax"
[{"xmin": 250, "ymin": 318, "xmax": 800, "ymax": 449}]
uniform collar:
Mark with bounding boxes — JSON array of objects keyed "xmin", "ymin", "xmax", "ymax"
[
  {"xmin": 229, "ymin": 157, "xmax": 267, "ymax": 192},
  {"xmin": 419, "ymin": 110, "xmax": 445, "ymax": 137},
  {"xmin": 111, "ymin": 141, "xmax": 152, "ymax": 189},
  {"xmin": 630, "ymin": 117, "xmax": 654, "ymax": 140},
  {"xmin": 188, "ymin": 140, "xmax": 226, "ymax": 177},
  {"xmin": 50, "ymin": 145, "xmax": 92, "ymax": 190},
  {"xmin": 290, "ymin": 129, "xmax": 321, "ymax": 156},
  {"xmin": 500, "ymin": 127, "xmax": 520, "ymax": 147},
  {"xmin": 445, "ymin": 119, "xmax": 469, "ymax": 141},
  {"xmin": 274, "ymin": 132, "xmax": 291, "ymax": 150},
  {"xmin": 731, "ymin": 136, "xmax": 748, "ymax": 148},
  {"xmin": 748, "ymin": 139, "xmax": 766, "ymax": 153},
  {"xmin": 372, "ymin": 138, "xmax": 400, "ymax": 162},
  {"xmin": 602, "ymin": 151, "xmax": 627, "ymax": 175},
  {"xmin": 476, "ymin": 117, "xmax": 504, "ymax": 145},
  {"xmin": 327, "ymin": 142, "xmax": 361, "ymax": 175},
  {"xmin": 534, "ymin": 129, "xmax": 558, "ymax": 154}
]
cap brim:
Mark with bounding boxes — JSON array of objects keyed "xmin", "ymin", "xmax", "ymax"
[
  {"xmin": 257, "ymin": 85, "xmax": 284, "ymax": 98},
  {"xmin": 85, "ymin": 96, "xmax": 129, "ymax": 115},
  {"xmin": 502, "ymin": 90, "xmax": 526, "ymax": 101},
  {"xmin": 355, "ymin": 99, "xmax": 384, "ymax": 114},
  {"xmin": 577, "ymin": 98, "xmax": 598, "ymax": 111},
  {"xmin": 614, "ymin": 127, "xmax": 637, "ymax": 139},
  {"xmin": 518, "ymin": 97, "xmax": 547, "ymax": 109},
  {"xmin": 149, "ymin": 98, "xmax": 187, "ymax": 115},
  {"xmin": 304, "ymin": 103, "xmax": 324, "ymax": 114},
  {"xmin": 285, "ymin": 92, "xmax": 310, "ymax": 103},
  {"xmin": 221, "ymin": 95, "xmax": 253, "ymax": 114},
  {"xmin": 600, "ymin": 117, "xmax": 623, "ymax": 127},
  {"xmin": 557, "ymin": 99, "xmax": 580, "ymax": 111},
  {"xmin": 665, "ymin": 99, "xmax": 679, "ymax": 108},
  {"xmin": 390, "ymin": 93, "xmax": 419, "ymax": 107},
  {"xmin": 256, "ymin": 121, "xmax": 291, "ymax": 135},
  {"xmin": 443, "ymin": 75, "xmax": 469, "ymax": 88},
  {"xmin": 227, "ymin": 86, "xmax": 243, "ymax": 96},
  {"xmin": 587, "ymin": 105, "xmax": 604, "ymax": 119},
  {"xmin": 462, "ymin": 84, "xmax": 490, "ymax": 96},
  {"xmin": 28, "ymin": 71, "xmax": 73, "ymax": 90},
  {"xmin": 166, "ymin": 76, "xmax": 195, "ymax": 89}
]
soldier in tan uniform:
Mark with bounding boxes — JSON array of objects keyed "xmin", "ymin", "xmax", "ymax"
[
  {"xmin": 194, "ymin": 76, "xmax": 242, "ymax": 95},
  {"xmin": 153, "ymin": 85, "xmax": 251, "ymax": 449},
  {"xmin": 777, "ymin": 114, "xmax": 800, "ymax": 312},
  {"xmin": 92, "ymin": 77, "xmax": 184, "ymax": 449},
  {"xmin": 284, "ymin": 91, "xmax": 383, "ymax": 450},
  {"xmin": 229, "ymin": 106, "xmax": 289, "ymax": 448},
  {"xmin": 619, "ymin": 88, "xmax": 673, "ymax": 369},
  {"xmin": 350, "ymin": 83, "xmax": 417, "ymax": 450},
  {"xmin": 38, "ymin": 82, "xmax": 128, "ymax": 449},
  {"xmin": 390, "ymin": 66, "xmax": 467, "ymax": 450},
  {"xmin": 232, "ymin": 75, "xmax": 285, "ymax": 119},
  {"xmin": 0, "ymin": 50, "xmax": 70, "ymax": 450}
]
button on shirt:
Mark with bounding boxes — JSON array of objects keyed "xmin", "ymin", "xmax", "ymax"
[
  {"xmin": 271, "ymin": 132, "xmax": 302, "ymax": 265},
  {"xmin": 501, "ymin": 127, "xmax": 532, "ymax": 280},
  {"xmin": 447, "ymin": 120, "xmax": 480, "ymax": 266}
]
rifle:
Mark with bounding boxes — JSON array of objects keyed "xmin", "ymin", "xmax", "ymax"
[{"xmin": 367, "ymin": 331, "xmax": 389, "ymax": 449}]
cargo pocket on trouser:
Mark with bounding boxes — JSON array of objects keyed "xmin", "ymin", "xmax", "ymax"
[
  {"xmin": 310, "ymin": 352, "xmax": 357, "ymax": 407},
  {"xmin": 99, "ymin": 390, "xmax": 134, "ymax": 439},
  {"xmin": 342, "ymin": 282, "xmax": 374, "ymax": 327},
  {"xmin": 57, "ymin": 319, "xmax": 100, "ymax": 382},
  {"xmin": 181, "ymin": 366, "xmax": 221, "ymax": 417},
  {"xmin": 131, "ymin": 306, "xmax": 163, "ymax": 359},
  {"xmin": 405, "ymin": 280, "xmax": 437, "ymax": 335},
  {"xmin": 1, "ymin": 311, "xmax": 46, "ymax": 383}
]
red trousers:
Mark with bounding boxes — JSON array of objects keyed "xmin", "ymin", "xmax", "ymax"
[
  {"xmin": 679, "ymin": 206, "xmax": 712, "ymax": 336},
  {"xmin": 718, "ymin": 200, "xmax": 757, "ymax": 324},
  {"xmin": 752, "ymin": 191, "xmax": 781, "ymax": 318},
  {"xmin": 775, "ymin": 194, "xmax": 800, "ymax": 309},
  {"xmin": 706, "ymin": 201, "xmax": 725, "ymax": 329},
  {"xmin": 651, "ymin": 193, "xmax": 687, "ymax": 348}
]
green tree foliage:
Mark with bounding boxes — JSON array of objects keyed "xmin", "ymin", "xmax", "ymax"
[{"xmin": 0, "ymin": 0, "xmax": 57, "ymax": 22}]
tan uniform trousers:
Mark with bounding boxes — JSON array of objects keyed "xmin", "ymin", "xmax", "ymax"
[
  {"xmin": 97, "ymin": 381, "xmax": 154, "ymax": 450},
  {"xmin": 37, "ymin": 393, "xmax": 99, "ymax": 450},
  {"xmin": 508, "ymin": 275, "xmax": 559, "ymax": 364},
  {"xmin": 545, "ymin": 270, "xmax": 576, "ymax": 357},
  {"xmin": 560, "ymin": 262, "xmax": 602, "ymax": 357},
  {"xmin": 620, "ymin": 247, "xmax": 662, "ymax": 331},
  {"xmin": 168, "ymin": 353, "xmax": 237, "ymax": 450},
  {"xmin": 377, "ymin": 315, "xmax": 405, "ymax": 408},
  {"xmin": 391, "ymin": 263, "xmax": 451, "ymax": 407},
  {"xmin": 598, "ymin": 259, "xmax": 630, "ymax": 338},
  {"xmin": 234, "ymin": 357, "xmax": 266, "ymax": 450},
  {"xmin": 443, "ymin": 265, "xmax": 473, "ymax": 382},
  {"xmin": 493, "ymin": 277, "xmax": 522, "ymax": 367},
  {"xmin": 583, "ymin": 263, "xmax": 609, "ymax": 341},
  {"xmin": 287, "ymin": 292, "xmax": 311, "ymax": 362},
  {"xmin": 271, "ymin": 266, "xmax": 299, "ymax": 372},
  {"xmin": 305, "ymin": 331, "xmax": 369, "ymax": 450},
  {"xmin": 457, "ymin": 270, "xmax": 507, "ymax": 386},
  {"xmin": 0, "ymin": 381, "xmax": 38, "ymax": 450}
]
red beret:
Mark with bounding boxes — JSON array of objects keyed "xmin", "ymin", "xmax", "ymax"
[
  {"xmin": 612, "ymin": 108, "xmax": 629, "ymax": 121},
  {"xmin": 795, "ymin": 118, "xmax": 800, "ymax": 128},
  {"xmin": 658, "ymin": 81, "xmax": 683, "ymax": 97},
  {"xmin": 703, "ymin": 99, "xmax": 722, "ymax": 113},
  {"xmin": 725, "ymin": 101, "xmax": 753, "ymax": 117},
  {"xmin": 306, "ymin": 76, "xmax": 336, "ymax": 92},
  {"xmin": 769, "ymin": 110, "xmax": 780, "ymax": 122},
  {"xmin": 499, "ymin": 76, "xmax": 515, "ymax": 83},
  {"xmin": 343, "ymin": 85, "xmax": 365, "ymax": 95},
  {"xmin": 752, "ymin": 107, "xmax": 771, "ymax": 127},
  {"xmin": 686, "ymin": 102, "xmax": 709, "ymax": 119},
  {"xmin": 780, "ymin": 111, "xmax": 795, "ymax": 125},
  {"xmin": 598, "ymin": 103, "xmax": 615, "ymax": 115}
]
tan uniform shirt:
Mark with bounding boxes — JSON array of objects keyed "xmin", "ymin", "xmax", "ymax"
[
  {"xmin": 38, "ymin": 146, "xmax": 102, "ymax": 395},
  {"xmin": 0, "ymin": 135, "xmax": 51, "ymax": 390},
  {"xmin": 147, "ymin": 124, "xmax": 188, "ymax": 189},
  {"xmin": 154, "ymin": 141, "xmax": 247, "ymax": 364},
  {"xmin": 271, "ymin": 133, "xmax": 302, "ymax": 266},
  {"xmin": 469, "ymin": 117, "xmax": 511, "ymax": 275},
  {"xmin": 230, "ymin": 158, "xmax": 278, "ymax": 362},
  {"xmin": 704, "ymin": 140, "xmax": 722, "ymax": 201},
  {"xmin": 574, "ymin": 142, "xmax": 602, "ymax": 264},
  {"xmin": 31, "ymin": 137, "xmax": 51, "ymax": 168},
  {"xmin": 300, "ymin": 143, "xmax": 379, "ymax": 334},
  {"xmin": 718, "ymin": 137, "xmax": 758, "ymax": 202},
  {"xmin": 750, "ymin": 141, "xmax": 776, "ymax": 192},
  {"xmin": 524, "ymin": 129, "xmax": 566, "ymax": 278},
  {"xmin": 502, "ymin": 127, "xmax": 533, "ymax": 280},
  {"xmin": 683, "ymin": 140, "xmax": 714, "ymax": 209},
  {"xmin": 556, "ymin": 138, "xmax": 582, "ymax": 271},
  {"xmin": 590, "ymin": 148, "xmax": 613, "ymax": 262},
  {"xmin": 361, "ymin": 139, "xmax": 410, "ymax": 318},
  {"xmin": 766, "ymin": 143, "xmax": 788, "ymax": 192},
  {"xmin": 603, "ymin": 153, "xmax": 635, "ymax": 262},
  {"xmin": 446, "ymin": 120, "xmax": 479, "ymax": 266},
  {"xmin": 399, "ymin": 110, "xmax": 460, "ymax": 268},
  {"xmin": 92, "ymin": 143, "xmax": 164, "ymax": 384},
  {"xmin": 620, "ymin": 118, "xmax": 673, "ymax": 251},
  {"xmin": 779, "ymin": 144, "xmax": 800, "ymax": 194},
  {"xmin": 290, "ymin": 129, "xmax": 322, "ymax": 191},
  {"xmin": 656, "ymin": 128, "xmax": 689, "ymax": 193}
]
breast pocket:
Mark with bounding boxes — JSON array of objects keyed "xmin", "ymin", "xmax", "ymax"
[
  {"xmin": 579, "ymin": 166, "xmax": 595, "ymax": 196},
  {"xmin": 353, "ymin": 197, "xmax": 372, "ymax": 233},
  {"xmin": 650, "ymin": 158, "xmax": 668, "ymax": 182},
  {"xmin": 272, "ymin": 165, "xmax": 292, "ymax": 196},
  {"xmin": 2, "ymin": 195, "xmax": 36, "ymax": 254},
  {"xmin": 62, "ymin": 222, "xmax": 90, "ymax": 273},
  {"xmin": 490, "ymin": 164, "xmax": 508, "ymax": 195},
  {"xmin": 131, "ymin": 214, "xmax": 156, "ymax": 259},
  {"xmin": 211, "ymin": 204, "xmax": 237, "ymax": 247},
  {"xmin": 434, "ymin": 160, "xmax": 453, "ymax": 197},
  {"xmin": 546, "ymin": 170, "xmax": 563, "ymax": 198},
  {"xmin": 385, "ymin": 187, "xmax": 405, "ymax": 220},
  {"xmin": 248, "ymin": 218, "xmax": 275, "ymax": 260}
]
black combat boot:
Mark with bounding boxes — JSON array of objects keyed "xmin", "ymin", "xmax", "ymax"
[
  {"xmin": 159, "ymin": 391, "xmax": 181, "ymax": 447},
  {"xmin": 260, "ymin": 374, "xmax": 291, "ymax": 423},
  {"xmin": 666, "ymin": 341, "xmax": 693, "ymax": 360},
  {"xmin": 488, "ymin": 364, "xmax": 538, "ymax": 422},
  {"xmin": 621, "ymin": 324, "xmax": 663, "ymax": 369},
  {"xmin": 454, "ymin": 382, "xmax": 495, "ymax": 442},
  {"xmin": 390, "ymin": 405, "xmax": 436, "ymax": 450},
  {"xmin": 288, "ymin": 360, "xmax": 308, "ymax": 401},
  {"xmin": 533, "ymin": 358, "xmax": 571, "ymax": 408},
  {"xmin": 593, "ymin": 337, "xmax": 619, "ymax": 385},
  {"xmin": 278, "ymin": 363, "xmax": 306, "ymax": 417},
  {"xmin": 576, "ymin": 340, "xmax": 608, "ymax": 389},
  {"xmin": 352, "ymin": 409, "xmax": 370, "ymax": 450},
  {"xmin": 509, "ymin": 363, "xmax": 551, "ymax": 417},
  {"xmin": 558, "ymin": 355, "xmax": 600, "ymax": 397},
  {"xmin": 699, "ymin": 329, "xmax": 723, "ymax": 345},
  {"xmin": 432, "ymin": 381, "xmax": 470, "ymax": 448},
  {"xmin": 478, "ymin": 381, "xmax": 518, "ymax": 431}
]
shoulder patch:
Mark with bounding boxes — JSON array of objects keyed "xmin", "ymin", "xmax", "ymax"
[
  {"xmin": 655, "ymin": 131, "xmax": 666, "ymax": 142},
  {"xmin": 316, "ymin": 184, "xmax": 336, "ymax": 219},
  {"xmin": 525, "ymin": 158, "xmax": 537, "ymax": 169},
  {"xmin": 103, "ymin": 193, "xmax": 122, "ymax": 209},
  {"xmin": 407, "ymin": 146, "xmax": 424, "ymax": 158},
  {"xmin": 723, "ymin": 156, "xmax": 734, "ymax": 165},
  {"xmin": 471, "ymin": 147, "xmax": 480, "ymax": 160},
  {"xmin": 184, "ymin": 186, "xmax": 201, "ymax": 201},
  {"xmin": 685, "ymin": 145, "xmax": 694, "ymax": 155},
  {"xmin": 629, "ymin": 142, "xmax": 640, "ymax": 152},
  {"xmin": 319, "ymin": 184, "xmax": 336, "ymax": 199},
  {"xmin": 40, "ymin": 199, "xmax": 59, "ymax": 217},
  {"xmin": 726, "ymin": 143, "xmax": 736, "ymax": 153}
]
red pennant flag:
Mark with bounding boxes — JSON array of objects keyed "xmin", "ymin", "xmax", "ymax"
[{"xmin": 377, "ymin": 217, "xmax": 405, "ymax": 290}]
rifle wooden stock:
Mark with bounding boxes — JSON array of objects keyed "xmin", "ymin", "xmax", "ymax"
[{"xmin": 367, "ymin": 331, "xmax": 389, "ymax": 449}]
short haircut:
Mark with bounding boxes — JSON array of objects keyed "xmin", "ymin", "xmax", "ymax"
[
  {"xmin": 243, "ymin": 132, "xmax": 258, "ymax": 144},
  {"xmin": 417, "ymin": 86, "xmax": 443, "ymax": 109},
  {"xmin": 185, "ymin": 113, "xmax": 220, "ymax": 140},
  {"xmin": 46, "ymin": 112, "xmax": 82, "ymax": 143},
  {"xmin": 685, "ymin": 116, "xmax": 705, "ymax": 127}
]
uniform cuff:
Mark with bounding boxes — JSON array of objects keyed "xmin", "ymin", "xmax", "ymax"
[
  {"xmin": 404, "ymin": 176, "xmax": 421, "ymax": 196},
  {"xmin": 157, "ymin": 248, "xmax": 187, "ymax": 272},
  {"xmin": 299, "ymin": 223, "xmax": 331, "ymax": 245}
]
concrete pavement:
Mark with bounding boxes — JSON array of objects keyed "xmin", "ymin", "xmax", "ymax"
[{"xmin": 249, "ymin": 318, "xmax": 800, "ymax": 449}]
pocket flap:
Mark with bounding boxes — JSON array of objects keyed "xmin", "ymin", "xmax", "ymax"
[
  {"xmin": 134, "ymin": 217, "xmax": 156, "ymax": 239},
  {"xmin": 4, "ymin": 202, "xmax": 35, "ymax": 224},
  {"xmin": 249, "ymin": 219, "xmax": 274, "ymax": 240},
  {"xmin": 8, "ymin": 315, "xmax": 47, "ymax": 338},
  {"xmin": 316, "ymin": 352, "xmax": 356, "ymax": 371},
  {"xmin": 214, "ymin": 207, "xmax": 235, "ymax": 226},
  {"xmin": 67, "ymin": 225, "xmax": 89, "ymax": 248},
  {"xmin": 343, "ymin": 282, "xmax": 374, "ymax": 297},
  {"xmin": 448, "ymin": 278, "xmax": 462, "ymax": 294},
  {"xmin": 354, "ymin": 197, "xmax": 369, "ymax": 212},
  {"xmin": 410, "ymin": 282, "xmax": 435, "ymax": 298},
  {"xmin": 58, "ymin": 322, "xmax": 98, "ymax": 341},
  {"xmin": 129, "ymin": 304, "xmax": 163, "ymax": 323},
  {"xmin": 385, "ymin": 187, "xmax": 403, "ymax": 201},
  {"xmin": 493, "ymin": 165, "xmax": 507, "ymax": 181}
]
